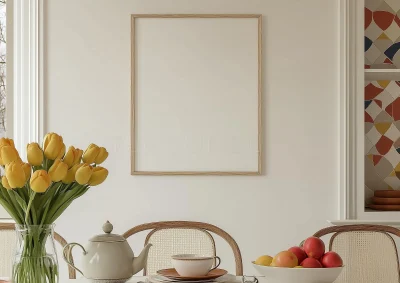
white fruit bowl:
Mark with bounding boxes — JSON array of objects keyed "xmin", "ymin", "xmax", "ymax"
[{"xmin": 252, "ymin": 262, "xmax": 343, "ymax": 283}]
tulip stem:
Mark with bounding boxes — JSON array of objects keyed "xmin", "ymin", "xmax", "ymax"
[{"xmin": 25, "ymin": 192, "xmax": 36, "ymax": 224}]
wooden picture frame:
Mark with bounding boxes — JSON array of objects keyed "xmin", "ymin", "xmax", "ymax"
[{"xmin": 131, "ymin": 14, "xmax": 262, "ymax": 175}]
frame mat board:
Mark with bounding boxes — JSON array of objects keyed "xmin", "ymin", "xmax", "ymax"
[{"xmin": 131, "ymin": 14, "xmax": 262, "ymax": 175}]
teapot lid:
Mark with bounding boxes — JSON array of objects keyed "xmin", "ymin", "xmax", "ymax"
[{"xmin": 89, "ymin": 221, "xmax": 126, "ymax": 242}]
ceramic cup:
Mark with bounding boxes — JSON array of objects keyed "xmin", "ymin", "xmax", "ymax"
[{"xmin": 172, "ymin": 254, "xmax": 221, "ymax": 277}]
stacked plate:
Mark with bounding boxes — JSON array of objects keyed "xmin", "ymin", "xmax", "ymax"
[
  {"xmin": 368, "ymin": 190, "xmax": 400, "ymax": 210},
  {"xmin": 149, "ymin": 269, "xmax": 231, "ymax": 283}
]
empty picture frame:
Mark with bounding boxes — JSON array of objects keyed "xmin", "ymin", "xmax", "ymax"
[{"xmin": 131, "ymin": 14, "xmax": 262, "ymax": 175}]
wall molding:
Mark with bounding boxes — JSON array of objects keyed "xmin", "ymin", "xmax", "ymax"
[
  {"xmin": 339, "ymin": 0, "xmax": 364, "ymax": 220},
  {"xmin": 10, "ymin": 0, "xmax": 44, "ymax": 156},
  {"xmin": 0, "ymin": 0, "xmax": 43, "ymax": 218}
]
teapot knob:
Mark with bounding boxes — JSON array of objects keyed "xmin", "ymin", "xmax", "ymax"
[{"xmin": 102, "ymin": 221, "xmax": 113, "ymax": 234}]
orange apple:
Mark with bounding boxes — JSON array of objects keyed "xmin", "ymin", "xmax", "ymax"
[{"xmin": 271, "ymin": 251, "xmax": 298, "ymax": 268}]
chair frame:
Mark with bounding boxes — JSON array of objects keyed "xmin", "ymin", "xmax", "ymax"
[
  {"xmin": 145, "ymin": 227, "xmax": 217, "ymax": 257},
  {"xmin": 0, "ymin": 223, "xmax": 76, "ymax": 279},
  {"xmin": 123, "ymin": 221, "xmax": 243, "ymax": 276},
  {"xmin": 313, "ymin": 224, "xmax": 400, "ymax": 274}
]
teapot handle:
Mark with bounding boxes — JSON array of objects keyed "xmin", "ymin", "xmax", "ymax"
[{"xmin": 63, "ymin": 242, "xmax": 87, "ymax": 276}]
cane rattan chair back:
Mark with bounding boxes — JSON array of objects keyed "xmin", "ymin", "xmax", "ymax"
[
  {"xmin": 0, "ymin": 223, "xmax": 76, "ymax": 279},
  {"xmin": 123, "ymin": 221, "xmax": 243, "ymax": 276},
  {"xmin": 313, "ymin": 224, "xmax": 400, "ymax": 283},
  {"xmin": 0, "ymin": 224, "xmax": 16, "ymax": 278}
]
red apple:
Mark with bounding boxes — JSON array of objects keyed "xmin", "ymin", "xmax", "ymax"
[
  {"xmin": 303, "ymin": 237, "xmax": 325, "ymax": 259},
  {"xmin": 321, "ymin": 251, "xmax": 343, "ymax": 268},
  {"xmin": 288, "ymin": 246, "xmax": 307, "ymax": 264},
  {"xmin": 300, "ymin": 258, "xmax": 323, "ymax": 268}
]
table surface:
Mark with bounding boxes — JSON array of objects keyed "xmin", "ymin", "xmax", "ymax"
[
  {"xmin": 64, "ymin": 276, "xmax": 146, "ymax": 283},
  {"xmin": 63, "ymin": 275, "xmax": 241, "ymax": 283}
]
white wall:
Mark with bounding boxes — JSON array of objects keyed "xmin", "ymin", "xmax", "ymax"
[{"xmin": 44, "ymin": 0, "xmax": 340, "ymax": 279}]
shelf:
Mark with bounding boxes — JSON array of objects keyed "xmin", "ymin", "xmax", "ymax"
[
  {"xmin": 365, "ymin": 69, "xmax": 400, "ymax": 73},
  {"xmin": 329, "ymin": 210, "xmax": 400, "ymax": 227},
  {"xmin": 328, "ymin": 219, "xmax": 400, "ymax": 227},
  {"xmin": 365, "ymin": 69, "xmax": 400, "ymax": 80}
]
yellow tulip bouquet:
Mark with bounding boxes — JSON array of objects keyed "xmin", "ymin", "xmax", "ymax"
[{"xmin": 0, "ymin": 133, "xmax": 109, "ymax": 283}]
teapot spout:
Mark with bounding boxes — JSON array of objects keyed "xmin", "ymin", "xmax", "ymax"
[{"xmin": 132, "ymin": 243, "xmax": 152, "ymax": 275}]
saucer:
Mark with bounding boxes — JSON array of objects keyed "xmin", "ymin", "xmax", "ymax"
[
  {"xmin": 157, "ymin": 268, "xmax": 228, "ymax": 281},
  {"xmin": 149, "ymin": 275, "xmax": 218, "ymax": 283}
]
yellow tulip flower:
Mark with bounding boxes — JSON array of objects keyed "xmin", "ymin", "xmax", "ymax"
[
  {"xmin": 0, "ymin": 146, "xmax": 20, "ymax": 165},
  {"xmin": 1, "ymin": 176, "xmax": 11, "ymax": 190},
  {"xmin": 75, "ymin": 164, "xmax": 93, "ymax": 185},
  {"xmin": 43, "ymin": 133, "xmax": 65, "ymax": 160},
  {"xmin": 63, "ymin": 146, "xmax": 83, "ymax": 168},
  {"xmin": 95, "ymin": 147, "xmax": 108, "ymax": 165},
  {"xmin": 62, "ymin": 163, "xmax": 83, "ymax": 184},
  {"xmin": 22, "ymin": 163, "xmax": 31, "ymax": 183},
  {"xmin": 30, "ymin": 170, "xmax": 51, "ymax": 193},
  {"xmin": 62, "ymin": 169, "xmax": 75, "ymax": 184},
  {"xmin": 48, "ymin": 159, "xmax": 68, "ymax": 182},
  {"xmin": 82, "ymin": 144, "xmax": 100, "ymax": 164},
  {"xmin": 57, "ymin": 143, "xmax": 66, "ymax": 159},
  {"xmin": 88, "ymin": 167, "xmax": 108, "ymax": 186},
  {"xmin": 27, "ymin": 143, "xmax": 43, "ymax": 166},
  {"xmin": 0, "ymin": 138, "xmax": 15, "ymax": 147},
  {"xmin": 5, "ymin": 161, "xmax": 26, "ymax": 188}
]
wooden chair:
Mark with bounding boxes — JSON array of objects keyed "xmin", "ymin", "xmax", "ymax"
[
  {"xmin": 123, "ymin": 221, "xmax": 243, "ymax": 276},
  {"xmin": 313, "ymin": 224, "xmax": 400, "ymax": 283},
  {"xmin": 0, "ymin": 223, "xmax": 76, "ymax": 279}
]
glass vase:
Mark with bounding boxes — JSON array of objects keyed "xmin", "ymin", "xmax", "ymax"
[{"xmin": 12, "ymin": 225, "xmax": 59, "ymax": 283}]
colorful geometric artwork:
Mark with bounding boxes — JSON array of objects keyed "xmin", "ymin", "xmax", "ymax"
[
  {"xmin": 365, "ymin": 0, "xmax": 400, "ymax": 68},
  {"xmin": 365, "ymin": 80, "xmax": 400, "ymax": 198}
]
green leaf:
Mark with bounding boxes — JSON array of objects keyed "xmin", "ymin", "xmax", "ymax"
[
  {"xmin": 21, "ymin": 185, "xmax": 30, "ymax": 201},
  {"xmin": 37, "ymin": 183, "xmax": 62, "ymax": 208},
  {"xmin": 40, "ymin": 202, "xmax": 51, "ymax": 226},
  {"xmin": 46, "ymin": 184, "xmax": 83, "ymax": 218},
  {"xmin": 15, "ymin": 187, "xmax": 28, "ymax": 203},
  {"xmin": 24, "ymin": 192, "xmax": 37, "ymax": 224},
  {"xmin": 13, "ymin": 191, "xmax": 28, "ymax": 211},
  {"xmin": 13, "ymin": 191, "xmax": 33, "ymax": 224},
  {"xmin": 0, "ymin": 186, "xmax": 11, "ymax": 204},
  {"xmin": 73, "ymin": 185, "xmax": 90, "ymax": 199},
  {"xmin": 7, "ymin": 190, "xmax": 24, "ymax": 222},
  {"xmin": 46, "ymin": 186, "xmax": 89, "ymax": 223},
  {"xmin": 47, "ymin": 200, "xmax": 73, "ymax": 224},
  {"xmin": 31, "ymin": 206, "xmax": 37, "ymax": 225}
]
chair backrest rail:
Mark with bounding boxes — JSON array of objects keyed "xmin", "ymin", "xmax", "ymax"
[
  {"xmin": 123, "ymin": 221, "xmax": 243, "ymax": 276},
  {"xmin": 313, "ymin": 224, "xmax": 400, "ymax": 283}
]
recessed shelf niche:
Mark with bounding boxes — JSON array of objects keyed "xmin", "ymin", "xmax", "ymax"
[{"xmin": 364, "ymin": 0, "xmax": 400, "ymax": 213}]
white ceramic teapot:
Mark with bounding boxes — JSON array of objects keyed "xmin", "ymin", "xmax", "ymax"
[{"xmin": 63, "ymin": 221, "xmax": 152, "ymax": 283}]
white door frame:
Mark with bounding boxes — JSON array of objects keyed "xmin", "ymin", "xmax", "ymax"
[
  {"xmin": 8, "ymin": 0, "xmax": 44, "ymax": 154},
  {"xmin": 339, "ymin": 0, "xmax": 364, "ymax": 220},
  {"xmin": 0, "ymin": 0, "xmax": 43, "ymax": 219}
]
